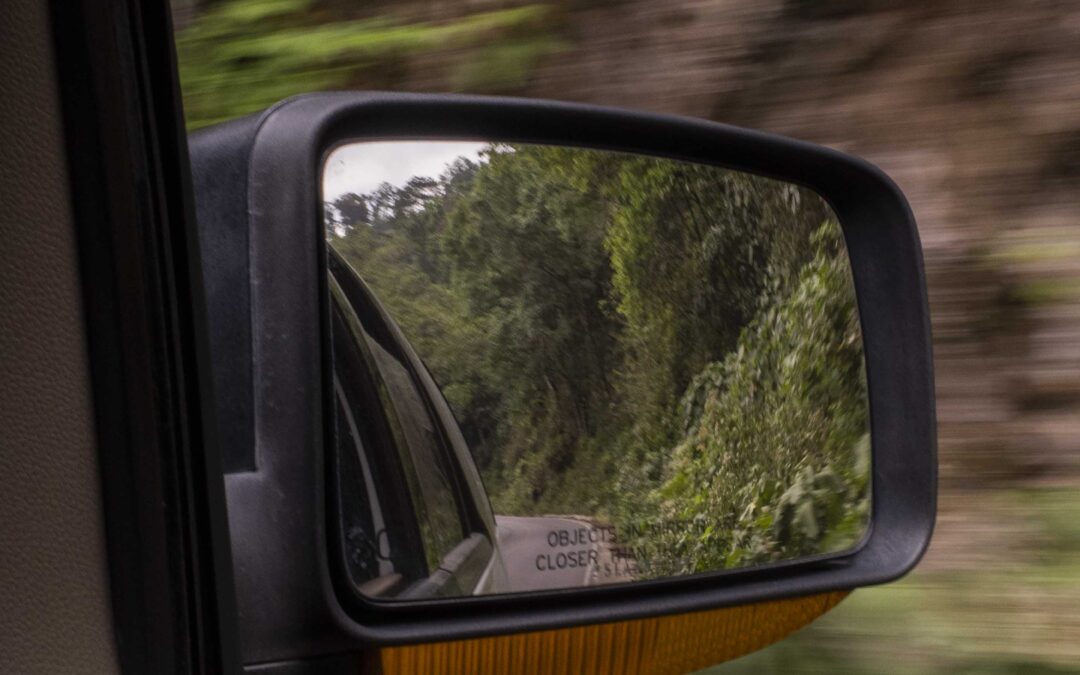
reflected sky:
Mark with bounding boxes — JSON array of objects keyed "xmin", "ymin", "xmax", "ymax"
[{"xmin": 324, "ymin": 141, "xmax": 485, "ymax": 200}]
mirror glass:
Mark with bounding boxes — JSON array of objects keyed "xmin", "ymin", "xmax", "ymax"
[{"xmin": 323, "ymin": 141, "xmax": 871, "ymax": 600}]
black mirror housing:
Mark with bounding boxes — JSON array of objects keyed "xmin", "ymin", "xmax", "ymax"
[{"xmin": 190, "ymin": 92, "xmax": 935, "ymax": 660}]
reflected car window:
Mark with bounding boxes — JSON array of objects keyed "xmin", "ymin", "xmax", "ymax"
[
  {"xmin": 363, "ymin": 331, "xmax": 466, "ymax": 570},
  {"xmin": 330, "ymin": 268, "xmax": 473, "ymax": 587},
  {"xmin": 332, "ymin": 294, "xmax": 428, "ymax": 595}
]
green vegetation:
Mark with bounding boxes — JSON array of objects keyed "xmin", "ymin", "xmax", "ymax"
[
  {"xmin": 709, "ymin": 491, "xmax": 1080, "ymax": 673},
  {"xmin": 328, "ymin": 143, "xmax": 869, "ymax": 573},
  {"xmin": 177, "ymin": 0, "xmax": 563, "ymax": 130},
  {"xmin": 632, "ymin": 227, "xmax": 871, "ymax": 574}
]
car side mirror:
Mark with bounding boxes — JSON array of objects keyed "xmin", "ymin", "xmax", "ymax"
[{"xmin": 190, "ymin": 93, "xmax": 935, "ymax": 666}]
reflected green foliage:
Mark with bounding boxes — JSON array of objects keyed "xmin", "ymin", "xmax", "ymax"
[
  {"xmin": 631, "ymin": 226, "xmax": 870, "ymax": 575},
  {"xmin": 176, "ymin": 0, "xmax": 562, "ymax": 130},
  {"xmin": 328, "ymin": 143, "xmax": 869, "ymax": 572}
]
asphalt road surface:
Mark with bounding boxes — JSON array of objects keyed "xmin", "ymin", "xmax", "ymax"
[{"xmin": 495, "ymin": 515, "xmax": 620, "ymax": 592}]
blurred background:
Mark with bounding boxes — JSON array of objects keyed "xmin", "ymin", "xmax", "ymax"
[{"xmin": 171, "ymin": 1, "xmax": 1080, "ymax": 672}]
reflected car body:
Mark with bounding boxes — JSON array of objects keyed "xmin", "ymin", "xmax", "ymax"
[{"xmin": 328, "ymin": 248, "xmax": 509, "ymax": 598}]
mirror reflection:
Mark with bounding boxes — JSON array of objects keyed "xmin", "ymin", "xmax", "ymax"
[{"xmin": 323, "ymin": 141, "xmax": 870, "ymax": 599}]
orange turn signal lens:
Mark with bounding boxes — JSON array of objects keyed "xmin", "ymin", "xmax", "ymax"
[{"xmin": 379, "ymin": 591, "xmax": 847, "ymax": 675}]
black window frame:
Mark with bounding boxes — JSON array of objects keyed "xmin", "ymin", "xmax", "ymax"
[{"xmin": 49, "ymin": 0, "xmax": 241, "ymax": 672}]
